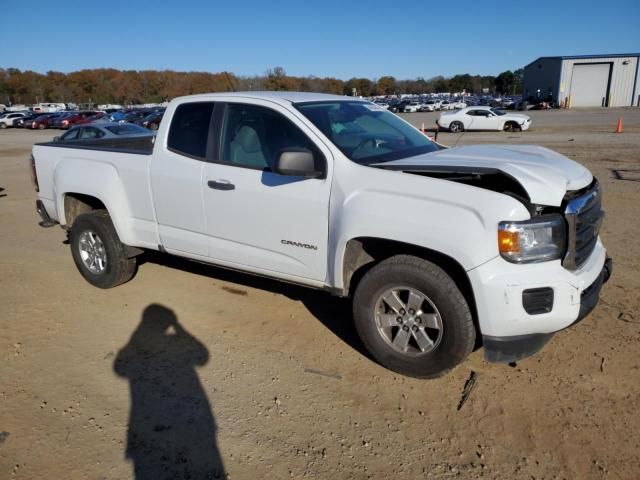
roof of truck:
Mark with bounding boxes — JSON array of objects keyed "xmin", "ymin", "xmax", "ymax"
[{"xmin": 172, "ymin": 91, "xmax": 354, "ymax": 105}]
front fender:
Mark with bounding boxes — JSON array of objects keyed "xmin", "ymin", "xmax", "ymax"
[
  {"xmin": 54, "ymin": 158, "xmax": 136, "ymax": 245},
  {"xmin": 328, "ymin": 168, "xmax": 531, "ymax": 290}
]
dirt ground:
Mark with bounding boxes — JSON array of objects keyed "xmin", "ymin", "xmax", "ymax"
[{"xmin": 1, "ymin": 108, "xmax": 639, "ymax": 479}]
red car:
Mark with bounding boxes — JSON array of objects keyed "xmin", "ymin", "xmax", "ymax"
[
  {"xmin": 29, "ymin": 113, "xmax": 61, "ymax": 130},
  {"xmin": 74, "ymin": 112, "xmax": 108, "ymax": 126},
  {"xmin": 59, "ymin": 111, "xmax": 100, "ymax": 129}
]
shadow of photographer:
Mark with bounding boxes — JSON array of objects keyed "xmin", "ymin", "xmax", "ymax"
[{"xmin": 114, "ymin": 304, "xmax": 225, "ymax": 479}]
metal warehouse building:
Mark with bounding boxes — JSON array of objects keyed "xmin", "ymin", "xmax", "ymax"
[{"xmin": 523, "ymin": 53, "xmax": 640, "ymax": 107}]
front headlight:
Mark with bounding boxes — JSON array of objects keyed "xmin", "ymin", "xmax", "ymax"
[{"xmin": 498, "ymin": 214, "xmax": 566, "ymax": 263}]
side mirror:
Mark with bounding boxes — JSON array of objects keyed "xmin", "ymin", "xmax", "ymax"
[
  {"xmin": 53, "ymin": 136, "xmax": 60, "ymax": 142},
  {"xmin": 273, "ymin": 148, "xmax": 321, "ymax": 178}
]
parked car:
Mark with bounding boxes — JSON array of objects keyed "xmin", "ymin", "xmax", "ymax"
[
  {"xmin": 53, "ymin": 122, "xmax": 155, "ymax": 142},
  {"xmin": 437, "ymin": 106, "xmax": 532, "ymax": 132},
  {"xmin": 451, "ymin": 100, "xmax": 467, "ymax": 109},
  {"xmin": 49, "ymin": 112, "xmax": 78, "ymax": 129},
  {"xmin": 14, "ymin": 112, "xmax": 41, "ymax": 128},
  {"xmin": 29, "ymin": 113, "xmax": 64, "ymax": 130},
  {"xmin": 439, "ymin": 101, "xmax": 453, "ymax": 111},
  {"xmin": 136, "ymin": 110, "xmax": 164, "ymax": 130},
  {"xmin": 119, "ymin": 110, "xmax": 152, "ymax": 124},
  {"xmin": 403, "ymin": 101, "xmax": 422, "ymax": 113},
  {"xmin": 74, "ymin": 112, "xmax": 109, "ymax": 126},
  {"xmin": 59, "ymin": 111, "xmax": 101, "ymax": 129},
  {"xmin": 389, "ymin": 100, "xmax": 410, "ymax": 113},
  {"xmin": 0, "ymin": 111, "xmax": 27, "ymax": 128},
  {"xmin": 32, "ymin": 92, "xmax": 610, "ymax": 379},
  {"xmin": 419, "ymin": 102, "xmax": 436, "ymax": 112},
  {"xmin": 109, "ymin": 110, "xmax": 128, "ymax": 122}
]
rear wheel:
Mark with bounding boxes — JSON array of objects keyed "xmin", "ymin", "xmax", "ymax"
[
  {"xmin": 0, "ymin": 123, "xmax": 6, "ymax": 129},
  {"xmin": 69, "ymin": 211, "xmax": 137, "ymax": 288},
  {"xmin": 352, "ymin": 255, "xmax": 475, "ymax": 378},
  {"xmin": 449, "ymin": 121, "xmax": 464, "ymax": 133}
]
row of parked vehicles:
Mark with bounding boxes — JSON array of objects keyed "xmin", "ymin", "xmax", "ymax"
[
  {"xmin": 0, "ymin": 108, "xmax": 165, "ymax": 131},
  {"xmin": 371, "ymin": 95, "xmax": 527, "ymax": 113}
]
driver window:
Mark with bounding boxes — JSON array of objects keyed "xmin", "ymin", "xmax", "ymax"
[{"xmin": 221, "ymin": 104, "xmax": 320, "ymax": 171}]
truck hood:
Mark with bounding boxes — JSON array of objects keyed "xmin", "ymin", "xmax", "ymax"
[{"xmin": 374, "ymin": 144, "xmax": 592, "ymax": 206}]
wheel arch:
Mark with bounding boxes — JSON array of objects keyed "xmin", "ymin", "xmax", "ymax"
[
  {"xmin": 340, "ymin": 237, "xmax": 480, "ymax": 337},
  {"xmin": 54, "ymin": 159, "xmax": 136, "ymax": 245},
  {"xmin": 63, "ymin": 193, "xmax": 107, "ymax": 227}
]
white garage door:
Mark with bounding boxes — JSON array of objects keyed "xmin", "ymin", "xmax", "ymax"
[{"xmin": 570, "ymin": 63, "xmax": 611, "ymax": 107}]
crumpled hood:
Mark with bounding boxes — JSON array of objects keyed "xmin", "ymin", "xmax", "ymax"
[{"xmin": 376, "ymin": 144, "xmax": 593, "ymax": 206}]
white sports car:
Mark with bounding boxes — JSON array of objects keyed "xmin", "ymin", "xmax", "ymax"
[{"xmin": 437, "ymin": 106, "xmax": 531, "ymax": 133}]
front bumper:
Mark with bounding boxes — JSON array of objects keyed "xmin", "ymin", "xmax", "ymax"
[
  {"xmin": 520, "ymin": 120, "xmax": 532, "ymax": 131},
  {"xmin": 482, "ymin": 256, "xmax": 612, "ymax": 363},
  {"xmin": 467, "ymin": 240, "xmax": 610, "ymax": 363}
]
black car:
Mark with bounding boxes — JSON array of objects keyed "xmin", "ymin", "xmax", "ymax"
[
  {"xmin": 14, "ymin": 111, "xmax": 41, "ymax": 128},
  {"xmin": 135, "ymin": 110, "xmax": 164, "ymax": 130}
]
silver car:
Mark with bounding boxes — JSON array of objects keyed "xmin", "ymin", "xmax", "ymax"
[{"xmin": 54, "ymin": 122, "xmax": 154, "ymax": 142}]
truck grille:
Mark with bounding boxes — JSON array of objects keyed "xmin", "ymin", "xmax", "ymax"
[{"xmin": 563, "ymin": 179, "xmax": 604, "ymax": 270}]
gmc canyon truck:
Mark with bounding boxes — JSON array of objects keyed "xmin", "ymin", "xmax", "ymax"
[{"xmin": 31, "ymin": 92, "xmax": 612, "ymax": 378}]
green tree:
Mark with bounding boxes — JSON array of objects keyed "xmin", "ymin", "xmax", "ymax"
[
  {"xmin": 494, "ymin": 70, "xmax": 515, "ymax": 95},
  {"xmin": 375, "ymin": 76, "xmax": 396, "ymax": 95}
]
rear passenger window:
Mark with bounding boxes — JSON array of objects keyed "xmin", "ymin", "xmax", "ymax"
[
  {"xmin": 80, "ymin": 127, "xmax": 104, "ymax": 139},
  {"xmin": 167, "ymin": 102, "xmax": 214, "ymax": 159}
]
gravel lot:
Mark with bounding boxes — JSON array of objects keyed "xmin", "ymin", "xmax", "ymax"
[{"xmin": 1, "ymin": 108, "xmax": 639, "ymax": 479}]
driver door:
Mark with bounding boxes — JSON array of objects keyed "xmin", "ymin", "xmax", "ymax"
[
  {"xmin": 201, "ymin": 102, "xmax": 332, "ymax": 282},
  {"xmin": 468, "ymin": 109, "xmax": 498, "ymax": 130}
]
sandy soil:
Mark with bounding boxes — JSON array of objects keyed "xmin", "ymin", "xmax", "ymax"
[{"xmin": 1, "ymin": 108, "xmax": 639, "ymax": 479}]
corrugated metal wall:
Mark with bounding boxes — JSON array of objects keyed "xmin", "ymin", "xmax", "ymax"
[
  {"xmin": 558, "ymin": 56, "xmax": 639, "ymax": 107},
  {"xmin": 523, "ymin": 58, "xmax": 562, "ymax": 102}
]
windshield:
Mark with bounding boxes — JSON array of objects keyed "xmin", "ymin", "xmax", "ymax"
[
  {"xmin": 295, "ymin": 101, "xmax": 437, "ymax": 164},
  {"xmin": 490, "ymin": 108, "xmax": 506, "ymax": 116}
]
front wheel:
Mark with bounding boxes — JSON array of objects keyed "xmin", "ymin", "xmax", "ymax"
[
  {"xmin": 503, "ymin": 121, "xmax": 521, "ymax": 132},
  {"xmin": 352, "ymin": 255, "xmax": 475, "ymax": 378},
  {"xmin": 449, "ymin": 121, "xmax": 464, "ymax": 133},
  {"xmin": 69, "ymin": 211, "xmax": 137, "ymax": 288}
]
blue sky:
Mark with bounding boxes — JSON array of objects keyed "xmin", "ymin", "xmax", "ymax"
[{"xmin": 1, "ymin": 0, "xmax": 639, "ymax": 79}]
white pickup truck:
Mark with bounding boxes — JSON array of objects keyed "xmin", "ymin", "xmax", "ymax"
[{"xmin": 31, "ymin": 92, "xmax": 611, "ymax": 378}]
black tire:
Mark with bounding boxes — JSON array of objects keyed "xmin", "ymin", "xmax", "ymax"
[
  {"xmin": 69, "ymin": 210, "xmax": 137, "ymax": 289},
  {"xmin": 449, "ymin": 121, "xmax": 464, "ymax": 133},
  {"xmin": 352, "ymin": 255, "xmax": 475, "ymax": 378},
  {"xmin": 0, "ymin": 123, "xmax": 7, "ymax": 129},
  {"xmin": 503, "ymin": 121, "xmax": 521, "ymax": 132}
]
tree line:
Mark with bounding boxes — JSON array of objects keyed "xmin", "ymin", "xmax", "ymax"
[{"xmin": 0, "ymin": 66, "xmax": 523, "ymax": 106}]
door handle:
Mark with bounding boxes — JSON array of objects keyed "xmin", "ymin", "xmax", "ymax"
[{"xmin": 207, "ymin": 180, "xmax": 235, "ymax": 191}]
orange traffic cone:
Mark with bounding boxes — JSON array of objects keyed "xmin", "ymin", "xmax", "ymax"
[{"xmin": 615, "ymin": 117, "xmax": 623, "ymax": 133}]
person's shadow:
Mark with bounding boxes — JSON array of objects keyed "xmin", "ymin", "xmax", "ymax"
[{"xmin": 114, "ymin": 304, "xmax": 225, "ymax": 479}]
